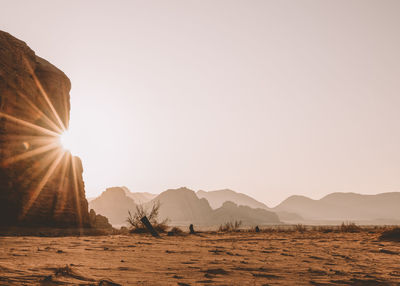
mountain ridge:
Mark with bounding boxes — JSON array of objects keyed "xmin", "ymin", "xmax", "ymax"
[
  {"xmin": 89, "ymin": 187, "xmax": 400, "ymax": 226},
  {"xmin": 275, "ymin": 192, "xmax": 400, "ymax": 221}
]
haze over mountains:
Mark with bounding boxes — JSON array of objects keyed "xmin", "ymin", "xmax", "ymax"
[
  {"xmin": 197, "ymin": 189, "xmax": 302, "ymax": 222},
  {"xmin": 197, "ymin": 189, "xmax": 269, "ymax": 210},
  {"xmin": 89, "ymin": 187, "xmax": 280, "ymax": 226},
  {"xmin": 89, "ymin": 187, "xmax": 137, "ymax": 226},
  {"xmin": 89, "ymin": 187, "xmax": 400, "ymax": 227},
  {"xmin": 275, "ymin": 192, "xmax": 400, "ymax": 223}
]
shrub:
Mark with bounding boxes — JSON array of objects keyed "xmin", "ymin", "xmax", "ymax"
[
  {"xmin": 380, "ymin": 227, "xmax": 400, "ymax": 242},
  {"xmin": 127, "ymin": 201, "xmax": 169, "ymax": 233},
  {"xmin": 340, "ymin": 222, "xmax": 361, "ymax": 233},
  {"xmin": 167, "ymin": 227, "xmax": 184, "ymax": 236},
  {"xmin": 218, "ymin": 220, "xmax": 242, "ymax": 232},
  {"xmin": 294, "ymin": 224, "xmax": 307, "ymax": 233}
]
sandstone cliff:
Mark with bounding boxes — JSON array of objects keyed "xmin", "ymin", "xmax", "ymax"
[{"xmin": 0, "ymin": 30, "xmax": 90, "ymax": 227}]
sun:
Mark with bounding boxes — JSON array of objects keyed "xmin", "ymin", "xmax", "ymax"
[{"xmin": 59, "ymin": 130, "xmax": 76, "ymax": 154}]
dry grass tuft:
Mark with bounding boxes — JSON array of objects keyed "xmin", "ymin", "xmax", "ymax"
[
  {"xmin": 294, "ymin": 224, "xmax": 307, "ymax": 233},
  {"xmin": 340, "ymin": 222, "xmax": 361, "ymax": 233},
  {"xmin": 219, "ymin": 220, "xmax": 242, "ymax": 232},
  {"xmin": 168, "ymin": 227, "xmax": 185, "ymax": 236}
]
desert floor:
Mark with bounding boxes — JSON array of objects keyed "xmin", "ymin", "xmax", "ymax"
[{"xmin": 1, "ymin": 230, "xmax": 400, "ymax": 285}]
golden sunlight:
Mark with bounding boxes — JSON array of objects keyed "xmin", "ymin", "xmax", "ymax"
[{"xmin": 59, "ymin": 130, "xmax": 77, "ymax": 154}]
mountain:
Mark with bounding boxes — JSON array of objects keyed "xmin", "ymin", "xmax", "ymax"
[
  {"xmin": 197, "ymin": 189, "xmax": 302, "ymax": 222},
  {"xmin": 212, "ymin": 201, "xmax": 280, "ymax": 225},
  {"xmin": 274, "ymin": 192, "xmax": 400, "ymax": 222},
  {"xmin": 151, "ymin": 187, "xmax": 281, "ymax": 226},
  {"xmin": 90, "ymin": 186, "xmax": 282, "ymax": 227},
  {"xmin": 197, "ymin": 189, "xmax": 270, "ymax": 210},
  {"xmin": 89, "ymin": 187, "xmax": 137, "ymax": 226},
  {"xmin": 121, "ymin": 187, "xmax": 157, "ymax": 204},
  {"xmin": 150, "ymin": 187, "xmax": 213, "ymax": 225}
]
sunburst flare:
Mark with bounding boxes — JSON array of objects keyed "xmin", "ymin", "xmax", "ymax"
[{"xmin": 0, "ymin": 55, "xmax": 87, "ymax": 228}]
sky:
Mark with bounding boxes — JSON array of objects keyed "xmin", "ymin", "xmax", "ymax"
[{"xmin": 1, "ymin": 0, "xmax": 399, "ymax": 206}]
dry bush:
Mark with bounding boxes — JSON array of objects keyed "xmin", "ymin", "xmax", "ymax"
[
  {"xmin": 219, "ymin": 220, "xmax": 242, "ymax": 232},
  {"xmin": 167, "ymin": 227, "xmax": 184, "ymax": 236},
  {"xmin": 380, "ymin": 227, "xmax": 400, "ymax": 242},
  {"xmin": 340, "ymin": 222, "xmax": 361, "ymax": 233},
  {"xmin": 294, "ymin": 224, "xmax": 307, "ymax": 233},
  {"xmin": 127, "ymin": 201, "xmax": 169, "ymax": 233},
  {"xmin": 314, "ymin": 225, "xmax": 336, "ymax": 233}
]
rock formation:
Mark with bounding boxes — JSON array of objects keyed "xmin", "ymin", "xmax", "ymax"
[
  {"xmin": 89, "ymin": 209, "xmax": 113, "ymax": 230},
  {"xmin": 89, "ymin": 187, "xmax": 137, "ymax": 226},
  {"xmin": 151, "ymin": 187, "xmax": 213, "ymax": 225},
  {"xmin": 0, "ymin": 30, "xmax": 90, "ymax": 227}
]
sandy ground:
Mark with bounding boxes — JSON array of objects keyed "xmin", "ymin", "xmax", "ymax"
[{"xmin": 1, "ymin": 230, "xmax": 400, "ymax": 285}]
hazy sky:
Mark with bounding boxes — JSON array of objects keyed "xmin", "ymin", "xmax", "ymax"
[{"xmin": 1, "ymin": 0, "xmax": 399, "ymax": 206}]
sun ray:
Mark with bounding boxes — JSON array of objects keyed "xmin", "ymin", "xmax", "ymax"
[
  {"xmin": 23, "ymin": 57, "xmax": 67, "ymax": 132},
  {"xmin": 20, "ymin": 149, "xmax": 66, "ymax": 220},
  {"xmin": 16, "ymin": 91, "xmax": 63, "ymax": 134},
  {"xmin": 26, "ymin": 148, "xmax": 61, "ymax": 183},
  {"xmin": 71, "ymin": 153, "xmax": 83, "ymax": 231},
  {"xmin": 5, "ymin": 134, "xmax": 56, "ymax": 144},
  {"xmin": 53, "ymin": 153, "xmax": 71, "ymax": 215},
  {"xmin": 0, "ymin": 111, "xmax": 59, "ymax": 137},
  {"xmin": 1, "ymin": 141, "xmax": 59, "ymax": 167}
]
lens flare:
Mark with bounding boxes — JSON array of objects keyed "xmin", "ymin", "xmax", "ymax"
[{"xmin": 59, "ymin": 130, "xmax": 75, "ymax": 153}]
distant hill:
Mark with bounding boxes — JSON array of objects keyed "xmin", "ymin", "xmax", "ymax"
[
  {"xmin": 89, "ymin": 187, "xmax": 137, "ymax": 226},
  {"xmin": 149, "ymin": 187, "xmax": 213, "ymax": 225},
  {"xmin": 212, "ymin": 201, "xmax": 280, "ymax": 225},
  {"xmin": 274, "ymin": 192, "xmax": 400, "ymax": 222},
  {"xmin": 197, "ymin": 189, "xmax": 270, "ymax": 209},
  {"xmin": 89, "ymin": 188, "xmax": 400, "ymax": 226},
  {"xmin": 121, "ymin": 187, "xmax": 157, "ymax": 204},
  {"xmin": 197, "ymin": 189, "xmax": 302, "ymax": 222},
  {"xmin": 150, "ymin": 187, "xmax": 281, "ymax": 226},
  {"xmin": 89, "ymin": 187, "xmax": 282, "ymax": 227}
]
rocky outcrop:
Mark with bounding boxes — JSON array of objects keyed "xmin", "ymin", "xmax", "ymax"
[
  {"xmin": 89, "ymin": 187, "xmax": 137, "ymax": 226},
  {"xmin": 89, "ymin": 209, "xmax": 113, "ymax": 230},
  {"xmin": 151, "ymin": 187, "xmax": 213, "ymax": 225},
  {"xmin": 0, "ymin": 30, "xmax": 90, "ymax": 227}
]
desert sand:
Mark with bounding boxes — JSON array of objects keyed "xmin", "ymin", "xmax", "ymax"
[{"xmin": 1, "ymin": 229, "xmax": 400, "ymax": 285}]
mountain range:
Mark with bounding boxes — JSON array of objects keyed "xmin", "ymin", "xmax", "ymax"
[
  {"xmin": 197, "ymin": 189, "xmax": 301, "ymax": 221},
  {"xmin": 275, "ymin": 192, "xmax": 400, "ymax": 223},
  {"xmin": 89, "ymin": 187, "xmax": 400, "ymax": 227},
  {"xmin": 89, "ymin": 187, "xmax": 280, "ymax": 226}
]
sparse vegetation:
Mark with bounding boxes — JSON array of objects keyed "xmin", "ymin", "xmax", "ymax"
[
  {"xmin": 127, "ymin": 201, "xmax": 168, "ymax": 233},
  {"xmin": 340, "ymin": 222, "xmax": 361, "ymax": 233},
  {"xmin": 380, "ymin": 227, "xmax": 400, "ymax": 242},
  {"xmin": 294, "ymin": 224, "xmax": 307, "ymax": 233},
  {"xmin": 167, "ymin": 227, "xmax": 184, "ymax": 236},
  {"xmin": 218, "ymin": 220, "xmax": 242, "ymax": 232}
]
